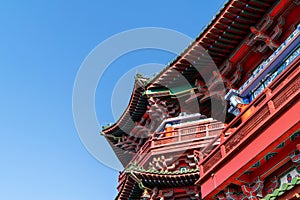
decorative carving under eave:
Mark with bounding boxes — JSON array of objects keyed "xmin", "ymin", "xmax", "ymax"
[
  {"xmin": 150, "ymin": 187, "xmax": 160, "ymax": 200},
  {"xmin": 116, "ymin": 97, "xmax": 179, "ymax": 153},
  {"xmin": 197, "ymin": 60, "xmax": 243, "ymax": 113},
  {"xmin": 222, "ymin": 63, "xmax": 243, "ymax": 89},
  {"xmin": 220, "ymin": 59, "xmax": 233, "ymax": 76},
  {"xmin": 229, "ymin": 63, "xmax": 243, "ymax": 87},
  {"xmin": 264, "ymin": 176, "xmax": 279, "ymax": 195},
  {"xmin": 151, "ymin": 187, "xmax": 174, "ymax": 200},
  {"xmin": 151, "ymin": 186, "xmax": 200, "ymax": 200},
  {"xmin": 148, "ymin": 155, "xmax": 179, "ymax": 172},
  {"xmin": 216, "ymin": 187, "xmax": 246, "ymax": 200},
  {"xmin": 185, "ymin": 154, "xmax": 198, "ymax": 168},
  {"xmin": 247, "ymin": 15, "xmax": 285, "ymax": 52},
  {"xmin": 257, "ymin": 16, "xmax": 285, "ymax": 52},
  {"xmin": 241, "ymin": 177, "xmax": 264, "ymax": 199},
  {"xmin": 195, "ymin": 78, "xmax": 207, "ymax": 98},
  {"xmin": 289, "ymin": 144, "xmax": 300, "ymax": 163},
  {"xmin": 294, "ymin": 0, "xmax": 300, "ymax": 5},
  {"xmin": 216, "ymin": 177, "xmax": 264, "ymax": 200},
  {"xmin": 246, "ymin": 14, "xmax": 274, "ymax": 47},
  {"xmin": 184, "ymin": 186, "xmax": 201, "ymax": 200},
  {"xmin": 250, "ymin": 26, "xmax": 279, "ymax": 51},
  {"xmin": 199, "ymin": 67, "xmax": 238, "ymax": 97},
  {"xmin": 146, "ymin": 98, "xmax": 170, "ymax": 131}
]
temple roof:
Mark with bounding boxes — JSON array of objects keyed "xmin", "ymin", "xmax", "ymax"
[
  {"xmin": 102, "ymin": 75, "xmax": 149, "ymax": 166},
  {"xmin": 147, "ymin": 0, "xmax": 277, "ymax": 88},
  {"xmin": 129, "ymin": 169, "xmax": 199, "ymax": 187},
  {"xmin": 116, "ymin": 175, "xmax": 142, "ymax": 200},
  {"xmin": 103, "ymin": 75, "xmax": 149, "ymax": 136},
  {"xmin": 103, "ymin": 0, "xmax": 282, "ymax": 166},
  {"xmin": 116, "ymin": 164, "xmax": 200, "ymax": 199}
]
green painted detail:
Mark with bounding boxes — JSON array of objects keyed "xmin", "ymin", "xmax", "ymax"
[
  {"xmin": 170, "ymin": 84, "xmax": 196, "ymax": 94},
  {"xmin": 262, "ymin": 177, "xmax": 300, "ymax": 200},
  {"xmin": 290, "ymin": 131, "xmax": 300, "ymax": 142},
  {"xmin": 102, "ymin": 124, "xmax": 112, "ymax": 130},
  {"xmin": 276, "ymin": 142, "xmax": 285, "ymax": 149},
  {"xmin": 144, "ymin": 84, "xmax": 196, "ymax": 97},
  {"xmin": 252, "ymin": 161, "xmax": 260, "ymax": 168}
]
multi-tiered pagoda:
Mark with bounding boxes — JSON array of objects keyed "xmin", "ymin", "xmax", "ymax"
[{"xmin": 102, "ymin": 0, "xmax": 300, "ymax": 199}]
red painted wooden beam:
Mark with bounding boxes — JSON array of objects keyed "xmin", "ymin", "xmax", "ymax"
[
  {"xmin": 248, "ymin": 137, "xmax": 300, "ymax": 181},
  {"xmin": 269, "ymin": 0, "xmax": 291, "ymax": 18}
]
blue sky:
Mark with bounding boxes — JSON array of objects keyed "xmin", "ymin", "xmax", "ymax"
[{"xmin": 0, "ymin": 1, "xmax": 225, "ymax": 199}]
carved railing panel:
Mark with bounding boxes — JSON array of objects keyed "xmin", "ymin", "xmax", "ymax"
[
  {"xmin": 273, "ymin": 73, "xmax": 300, "ymax": 109},
  {"xmin": 203, "ymin": 149, "xmax": 222, "ymax": 172},
  {"xmin": 224, "ymin": 105, "xmax": 270, "ymax": 153}
]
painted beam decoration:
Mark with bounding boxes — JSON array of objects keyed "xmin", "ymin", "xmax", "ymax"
[{"xmin": 279, "ymin": 166, "xmax": 300, "ymax": 189}]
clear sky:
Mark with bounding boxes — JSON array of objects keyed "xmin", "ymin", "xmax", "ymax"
[{"xmin": 0, "ymin": 1, "xmax": 225, "ymax": 199}]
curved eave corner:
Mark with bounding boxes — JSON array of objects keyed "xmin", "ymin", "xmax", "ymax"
[{"xmin": 102, "ymin": 75, "xmax": 148, "ymax": 134}]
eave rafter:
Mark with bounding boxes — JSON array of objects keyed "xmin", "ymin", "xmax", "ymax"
[
  {"xmin": 209, "ymin": 47, "xmax": 231, "ymax": 54},
  {"xmin": 240, "ymin": 9, "xmax": 261, "ymax": 18},
  {"xmin": 248, "ymin": 0, "xmax": 272, "ymax": 8},
  {"xmin": 226, "ymin": 26, "xmax": 248, "ymax": 35},
  {"xmin": 231, "ymin": 21, "xmax": 250, "ymax": 29},
  {"xmin": 244, "ymin": 4, "xmax": 265, "ymax": 13},
  {"xmin": 218, "ymin": 36, "xmax": 240, "ymax": 45}
]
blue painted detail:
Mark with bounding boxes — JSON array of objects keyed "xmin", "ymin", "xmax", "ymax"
[
  {"xmin": 250, "ymin": 45, "xmax": 300, "ymax": 100},
  {"xmin": 252, "ymin": 161, "xmax": 260, "ymax": 168},
  {"xmin": 265, "ymin": 152, "xmax": 278, "ymax": 161},
  {"xmin": 225, "ymin": 24, "xmax": 300, "ymax": 115},
  {"xmin": 237, "ymin": 24, "xmax": 300, "ymax": 96},
  {"xmin": 291, "ymin": 131, "xmax": 300, "ymax": 142},
  {"xmin": 276, "ymin": 142, "xmax": 285, "ymax": 149}
]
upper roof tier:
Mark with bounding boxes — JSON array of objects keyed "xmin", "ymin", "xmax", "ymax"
[
  {"xmin": 102, "ymin": 0, "xmax": 300, "ymax": 166},
  {"xmin": 147, "ymin": 0, "xmax": 278, "ymax": 88}
]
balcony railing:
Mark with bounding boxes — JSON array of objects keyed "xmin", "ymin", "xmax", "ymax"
[
  {"xmin": 152, "ymin": 122, "xmax": 224, "ymax": 147},
  {"xmin": 127, "ymin": 120, "xmax": 225, "ymax": 167},
  {"xmin": 198, "ymin": 56, "xmax": 300, "ymax": 178}
]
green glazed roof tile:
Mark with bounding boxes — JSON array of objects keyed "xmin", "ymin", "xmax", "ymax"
[{"xmin": 262, "ymin": 177, "xmax": 300, "ymax": 200}]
